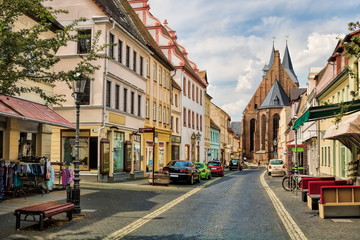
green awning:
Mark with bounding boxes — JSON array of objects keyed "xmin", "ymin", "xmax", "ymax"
[{"xmin": 292, "ymin": 99, "xmax": 360, "ymax": 130}]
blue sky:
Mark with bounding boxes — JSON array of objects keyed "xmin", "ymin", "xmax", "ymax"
[{"xmin": 148, "ymin": 0, "xmax": 360, "ymax": 121}]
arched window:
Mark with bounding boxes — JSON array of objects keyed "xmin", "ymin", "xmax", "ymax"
[
  {"xmin": 250, "ymin": 119, "xmax": 256, "ymax": 151},
  {"xmin": 261, "ymin": 115, "xmax": 267, "ymax": 150},
  {"xmin": 273, "ymin": 114, "xmax": 280, "ymax": 140}
]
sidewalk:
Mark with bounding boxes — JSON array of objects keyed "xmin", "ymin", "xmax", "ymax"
[{"xmin": 264, "ymin": 168, "xmax": 360, "ymax": 240}]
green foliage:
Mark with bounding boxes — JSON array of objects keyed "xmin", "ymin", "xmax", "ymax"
[{"xmin": 0, "ymin": 0, "xmax": 111, "ymax": 104}]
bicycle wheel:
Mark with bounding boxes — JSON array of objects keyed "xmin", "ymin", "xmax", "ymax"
[{"xmin": 282, "ymin": 176, "xmax": 296, "ymax": 191}]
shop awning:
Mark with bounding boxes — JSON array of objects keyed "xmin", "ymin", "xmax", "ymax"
[
  {"xmin": 292, "ymin": 99, "xmax": 360, "ymax": 130},
  {"xmin": 0, "ymin": 95, "xmax": 75, "ymax": 129},
  {"xmin": 323, "ymin": 112, "xmax": 360, "ymax": 149}
]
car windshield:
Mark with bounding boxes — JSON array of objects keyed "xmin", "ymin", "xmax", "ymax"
[
  {"xmin": 168, "ymin": 161, "xmax": 190, "ymax": 167},
  {"xmin": 231, "ymin": 160, "xmax": 238, "ymax": 163},
  {"xmin": 195, "ymin": 163, "xmax": 204, "ymax": 168},
  {"xmin": 208, "ymin": 162, "xmax": 221, "ymax": 166},
  {"xmin": 270, "ymin": 160, "xmax": 283, "ymax": 165}
]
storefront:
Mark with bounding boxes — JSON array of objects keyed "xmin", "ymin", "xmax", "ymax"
[{"xmin": 171, "ymin": 135, "xmax": 181, "ymax": 161}]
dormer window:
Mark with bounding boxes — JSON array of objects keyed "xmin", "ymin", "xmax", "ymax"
[{"xmin": 273, "ymin": 96, "xmax": 279, "ymax": 105}]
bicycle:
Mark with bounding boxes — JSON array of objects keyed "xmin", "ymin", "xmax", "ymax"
[{"xmin": 282, "ymin": 173, "xmax": 302, "ymax": 191}]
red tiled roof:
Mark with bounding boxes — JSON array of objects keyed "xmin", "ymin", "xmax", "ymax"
[{"xmin": 0, "ymin": 95, "xmax": 75, "ymax": 129}]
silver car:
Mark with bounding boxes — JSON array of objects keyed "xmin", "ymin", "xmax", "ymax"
[{"xmin": 267, "ymin": 159, "xmax": 286, "ymax": 176}]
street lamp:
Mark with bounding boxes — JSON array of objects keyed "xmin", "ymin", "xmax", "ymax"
[
  {"xmin": 71, "ymin": 73, "xmax": 87, "ymax": 214},
  {"xmin": 195, "ymin": 131, "xmax": 201, "ymax": 161},
  {"xmin": 273, "ymin": 138, "xmax": 278, "ymax": 158}
]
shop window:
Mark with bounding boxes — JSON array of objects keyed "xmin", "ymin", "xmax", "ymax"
[
  {"xmin": 18, "ymin": 132, "xmax": 36, "ymax": 159},
  {"xmin": 113, "ymin": 131, "xmax": 125, "ymax": 172},
  {"xmin": 0, "ymin": 130, "xmax": 3, "ymax": 159},
  {"xmin": 62, "ymin": 136, "xmax": 89, "ymax": 170}
]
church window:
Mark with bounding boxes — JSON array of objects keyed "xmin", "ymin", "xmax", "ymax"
[
  {"xmin": 273, "ymin": 114, "xmax": 280, "ymax": 140},
  {"xmin": 250, "ymin": 119, "xmax": 256, "ymax": 151},
  {"xmin": 273, "ymin": 96, "xmax": 279, "ymax": 106},
  {"xmin": 261, "ymin": 115, "xmax": 267, "ymax": 150}
]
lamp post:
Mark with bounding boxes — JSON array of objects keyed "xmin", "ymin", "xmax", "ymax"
[
  {"xmin": 273, "ymin": 138, "xmax": 278, "ymax": 159},
  {"xmin": 195, "ymin": 131, "xmax": 201, "ymax": 161},
  {"xmin": 292, "ymin": 115, "xmax": 298, "ymax": 175},
  {"xmin": 72, "ymin": 73, "xmax": 87, "ymax": 215}
]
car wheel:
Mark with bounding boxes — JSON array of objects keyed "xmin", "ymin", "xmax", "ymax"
[
  {"xmin": 268, "ymin": 172, "xmax": 271, "ymax": 176},
  {"xmin": 189, "ymin": 175, "xmax": 194, "ymax": 185},
  {"xmin": 196, "ymin": 175, "xmax": 201, "ymax": 183},
  {"xmin": 208, "ymin": 173, "xmax": 211, "ymax": 180}
]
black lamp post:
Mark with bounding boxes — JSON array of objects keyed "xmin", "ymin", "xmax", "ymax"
[
  {"xmin": 72, "ymin": 73, "xmax": 87, "ymax": 214},
  {"xmin": 195, "ymin": 131, "xmax": 201, "ymax": 161}
]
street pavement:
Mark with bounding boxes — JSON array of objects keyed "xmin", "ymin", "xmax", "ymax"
[{"xmin": 0, "ymin": 165, "xmax": 360, "ymax": 239}]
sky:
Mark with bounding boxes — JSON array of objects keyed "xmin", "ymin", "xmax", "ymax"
[{"xmin": 147, "ymin": 0, "xmax": 360, "ymax": 121}]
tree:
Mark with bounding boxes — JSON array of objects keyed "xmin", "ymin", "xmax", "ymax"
[{"xmin": 0, "ymin": 0, "xmax": 110, "ymax": 104}]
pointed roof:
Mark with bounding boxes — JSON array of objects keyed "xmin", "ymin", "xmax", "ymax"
[
  {"xmin": 282, "ymin": 43, "xmax": 298, "ymax": 82},
  {"xmin": 262, "ymin": 44, "xmax": 275, "ymax": 73},
  {"xmin": 258, "ymin": 81, "xmax": 290, "ymax": 109}
]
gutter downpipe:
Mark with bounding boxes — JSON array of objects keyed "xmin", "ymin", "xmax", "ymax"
[{"xmin": 97, "ymin": 18, "xmax": 115, "ymax": 182}]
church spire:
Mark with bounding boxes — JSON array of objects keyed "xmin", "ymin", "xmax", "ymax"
[
  {"xmin": 282, "ymin": 42, "xmax": 298, "ymax": 82},
  {"xmin": 262, "ymin": 43, "xmax": 276, "ymax": 78}
]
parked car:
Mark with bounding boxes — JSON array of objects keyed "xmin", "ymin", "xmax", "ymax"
[
  {"xmin": 208, "ymin": 161, "xmax": 224, "ymax": 177},
  {"xmin": 267, "ymin": 159, "xmax": 286, "ymax": 176},
  {"xmin": 163, "ymin": 160, "xmax": 201, "ymax": 184},
  {"xmin": 229, "ymin": 159, "xmax": 242, "ymax": 171},
  {"xmin": 195, "ymin": 162, "xmax": 212, "ymax": 180}
]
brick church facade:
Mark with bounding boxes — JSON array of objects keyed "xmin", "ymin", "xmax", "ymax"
[{"xmin": 241, "ymin": 44, "xmax": 299, "ymax": 163}]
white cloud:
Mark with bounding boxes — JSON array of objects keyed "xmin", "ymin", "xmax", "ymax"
[{"xmin": 147, "ymin": 0, "xmax": 359, "ymax": 121}]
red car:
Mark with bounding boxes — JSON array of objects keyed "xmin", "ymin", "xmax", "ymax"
[{"xmin": 208, "ymin": 161, "xmax": 224, "ymax": 177}]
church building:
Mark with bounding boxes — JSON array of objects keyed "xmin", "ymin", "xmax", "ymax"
[{"xmin": 241, "ymin": 43, "xmax": 299, "ymax": 163}]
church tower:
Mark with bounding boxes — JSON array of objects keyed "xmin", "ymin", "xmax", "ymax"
[{"xmin": 241, "ymin": 43, "xmax": 299, "ymax": 163}]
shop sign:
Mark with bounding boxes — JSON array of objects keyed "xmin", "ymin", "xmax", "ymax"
[
  {"xmin": 134, "ymin": 135, "xmax": 141, "ymax": 142},
  {"xmin": 171, "ymin": 135, "xmax": 181, "ymax": 143},
  {"xmin": 139, "ymin": 128, "xmax": 154, "ymax": 133}
]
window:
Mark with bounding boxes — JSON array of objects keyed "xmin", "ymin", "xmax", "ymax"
[
  {"xmin": 188, "ymin": 80, "xmax": 191, "ymax": 97},
  {"xmin": 183, "ymin": 107, "xmax": 187, "ymax": 126},
  {"xmin": 77, "ymin": 29, "xmax": 91, "ymax": 54},
  {"xmin": 109, "ymin": 33, "xmax": 114, "ymax": 57},
  {"xmin": 126, "ymin": 46, "xmax": 130, "ymax": 68},
  {"xmin": 140, "ymin": 56, "xmax": 144, "ymax": 76},
  {"xmin": 200, "ymin": 90, "xmax": 202, "ymax": 105},
  {"xmin": 133, "ymin": 51, "xmax": 137, "ymax": 72},
  {"xmin": 163, "ymin": 69, "xmax": 166, "ymax": 89},
  {"xmin": 118, "ymin": 40, "xmax": 123, "ymax": 63},
  {"xmin": 200, "ymin": 115, "xmax": 202, "ymax": 131},
  {"xmin": 171, "ymin": 116, "xmax": 173, "ymax": 130},
  {"xmin": 163, "ymin": 107, "xmax": 166, "ymax": 124},
  {"xmin": 146, "ymin": 58, "xmax": 150, "ymax": 77},
  {"xmin": 115, "ymin": 84, "xmax": 120, "ymax": 109},
  {"xmin": 183, "ymin": 78, "xmax": 186, "ymax": 96},
  {"xmin": 192, "ymin": 84, "xmax": 195, "ymax": 101},
  {"xmin": 106, "ymin": 81, "xmax": 111, "ymax": 107},
  {"xmin": 153, "ymin": 102, "xmax": 156, "ymax": 121},
  {"xmin": 158, "ymin": 104, "xmax": 162, "ymax": 122},
  {"xmin": 159, "ymin": 67, "xmax": 162, "ymax": 85},
  {"xmin": 196, "ymin": 86, "xmax": 198, "ymax": 103},
  {"xmin": 188, "ymin": 109, "xmax": 191, "ymax": 128},
  {"xmin": 176, "ymin": 118, "xmax": 179, "ymax": 133},
  {"xmin": 145, "ymin": 99, "xmax": 149, "ymax": 118},
  {"xmin": 123, "ymin": 88, "xmax": 128, "ymax": 112},
  {"xmin": 138, "ymin": 95, "xmax": 141, "ymax": 117},
  {"xmin": 131, "ymin": 91, "xmax": 135, "ymax": 114},
  {"xmin": 196, "ymin": 113, "xmax": 199, "ymax": 130},
  {"xmin": 175, "ymin": 94, "xmax": 178, "ymax": 107},
  {"xmin": 192, "ymin": 111, "xmax": 194, "ymax": 129},
  {"xmin": 153, "ymin": 62, "xmax": 157, "ymax": 81}
]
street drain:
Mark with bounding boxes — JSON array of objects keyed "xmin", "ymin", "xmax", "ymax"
[
  {"xmin": 331, "ymin": 219, "xmax": 352, "ymax": 223},
  {"xmin": 82, "ymin": 209, "xmax": 97, "ymax": 213}
]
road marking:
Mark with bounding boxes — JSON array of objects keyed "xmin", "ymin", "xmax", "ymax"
[
  {"xmin": 260, "ymin": 171, "xmax": 308, "ymax": 240},
  {"xmin": 103, "ymin": 171, "xmax": 238, "ymax": 240}
]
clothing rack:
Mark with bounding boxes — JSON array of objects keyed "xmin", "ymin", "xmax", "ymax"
[{"xmin": 0, "ymin": 158, "xmax": 49, "ymax": 199}]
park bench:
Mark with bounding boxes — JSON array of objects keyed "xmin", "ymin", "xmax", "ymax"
[
  {"xmin": 319, "ymin": 185, "xmax": 360, "ymax": 219},
  {"xmin": 14, "ymin": 201, "xmax": 74, "ymax": 231},
  {"xmin": 307, "ymin": 180, "xmax": 347, "ymax": 210},
  {"xmin": 300, "ymin": 177, "xmax": 335, "ymax": 202}
]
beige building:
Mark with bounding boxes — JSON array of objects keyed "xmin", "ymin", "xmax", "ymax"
[
  {"xmin": 47, "ymin": 0, "xmax": 150, "ymax": 181},
  {"xmin": 0, "ymin": 14, "xmax": 74, "ymax": 163},
  {"xmin": 204, "ymin": 92, "xmax": 212, "ymax": 162},
  {"xmin": 210, "ymin": 102, "xmax": 232, "ymax": 165}
]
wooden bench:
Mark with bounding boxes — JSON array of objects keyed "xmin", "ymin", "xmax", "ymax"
[
  {"xmin": 307, "ymin": 180, "xmax": 347, "ymax": 210},
  {"xmin": 300, "ymin": 177, "xmax": 335, "ymax": 202},
  {"xmin": 319, "ymin": 185, "xmax": 360, "ymax": 219},
  {"xmin": 14, "ymin": 201, "xmax": 74, "ymax": 231}
]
